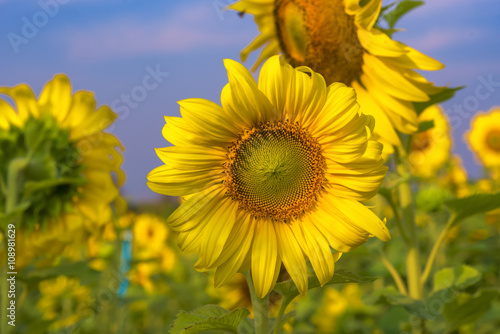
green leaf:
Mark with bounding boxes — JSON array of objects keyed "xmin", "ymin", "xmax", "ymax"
[
  {"xmin": 170, "ymin": 305, "xmax": 250, "ymax": 334},
  {"xmin": 364, "ymin": 286, "xmax": 428, "ymax": 318},
  {"xmin": 0, "ymin": 201, "xmax": 30, "ymax": 226},
  {"xmin": 417, "ymin": 120, "xmax": 434, "ymax": 133},
  {"xmin": 444, "ymin": 192, "xmax": 500, "ymax": 225},
  {"xmin": 443, "ymin": 288, "xmax": 500, "ymax": 331},
  {"xmin": 24, "ymin": 177, "xmax": 86, "ymax": 195},
  {"xmin": 22, "ymin": 260, "xmax": 101, "ymax": 286},
  {"xmin": 414, "ymin": 86, "xmax": 464, "ymax": 115},
  {"xmin": 433, "ymin": 265, "xmax": 482, "ymax": 292},
  {"xmin": 382, "ymin": 0, "xmax": 424, "ymax": 32},
  {"xmin": 273, "ymin": 269, "xmax": 376, "ymax": 300}
]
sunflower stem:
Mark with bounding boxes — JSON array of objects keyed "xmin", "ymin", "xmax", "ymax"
[
  {"xmin": 421, "ymin": 214, "xmax": 456, "ymax": 285},
  {"xmin": 380, "ymin": 251, "xmax": 408, "ymax": 296},
  {"xmin": 395, "ymin": 147, "xmax": 424, "ymax": 333},
  {"xmin": 243, "ymin": 271, "xmax": 269, "ymax": 334},
  {"xmin": 1, "ymin": 158, "xmax": 25, "ymax": 334},
  {"xmin": 273, "ymin": 295, "xmax": 293, "ymax": 334}
]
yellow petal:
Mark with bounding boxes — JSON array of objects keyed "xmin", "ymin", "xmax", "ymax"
[
  {"xmin": 251, "ymin": 221, "xmax": 279, "ymax": 298},
  {"xmin": 362, "ymin": 54, "xmax": 429, "ymax": 102},
  {"xmin": 166, "ymin": 186, "xmax": 224, "ymax": 232},
  {"xmin": 147, "ymin": 165, "xmax": 222, "ymax": 197},
  {"xmin": 293, "ymin": 220, "xmax": 335, "ymax": 286},
  {"xmin": 199, "ymin": 199, "xmax": 238, "ymax": 268},
  {"xmin": 223, "ymin": 59, "xmax": 275, "ymax": 123},
  {"xmin": 0, "ymin": 99, "xmax": 21, "ymax": 129},
  {"xmin": 275, "ymin": 222, "xmax": 308, "ymax": 295},
  {"xmin": 0, "ymin": 84, "xmax": 39, "ymax": 121},
  {"xmin": 38, "ymin": 74, "xmax": 72, "ymax": 123},
  {"xmin": 214, "ymin": 216, "xmax": 256, "ymax": 287},
  {"xmin": 357, "ymin": 28, "xmax": 408, "ymax": 57},
  {"xmin": 155, "ymin": 146, "xmax": 226, "ymax": 169},
  {"xmin": 179, "ymin": 98, "xmax": 238, "ymax": 143},
  {"xmin": 355, "ymin": 0, "xmax": 381, "ymax": 30}
]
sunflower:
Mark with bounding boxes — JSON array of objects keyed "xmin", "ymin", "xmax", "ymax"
[
  {"xmin": 229, "ymin": 0, "xmax": 445, "ymax": 154},
  {"xmin": 37, "ymin": 276, "xmax": 91, "ymax": 330},
  {"xmin": 147, "ymin": 56, "xmax": 390, "ymax": 297},
  {"xmin": 408, "ymin": 105, "xmax": 451, "ymax": 178},
  {"xmin": 0, "ymin": 74, "xmax": 124, "ymax": 236},
  {"xmin": 133, "ymin": 213, "xmax": 169, "ymax": 251},
  {"xmin": 466, "ymin": 107, "xmax": 500, "ymax": 170}
]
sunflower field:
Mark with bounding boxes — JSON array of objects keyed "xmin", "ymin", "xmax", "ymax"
[{"xmin": 1, "ymin": 0, "xmax": 500, "ymax": 333}]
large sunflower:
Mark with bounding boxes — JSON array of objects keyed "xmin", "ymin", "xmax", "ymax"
[
  {"xmin": 0, "ymin": 74, "xmax": 124, "ymax": 239},
  {"xmin": 466, "ymin": 107, "xmax": 500, "ymax": 170},
  {"xmin": 148, "ymin": 56, "xmax": 390, "ymax": 298},
  {"xmin": 229, "ymin": 0, "xmax": 445, "ymax": 154}
]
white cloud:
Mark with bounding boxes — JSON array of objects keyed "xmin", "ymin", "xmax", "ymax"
[{"xmin": 56, "ymin": 2, "xmax": 253, "ymax": 61}]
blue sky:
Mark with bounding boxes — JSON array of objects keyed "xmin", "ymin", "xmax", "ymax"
[{"xmin": 1, "ymin": 0, "xmax": 499, "ymax": 202}]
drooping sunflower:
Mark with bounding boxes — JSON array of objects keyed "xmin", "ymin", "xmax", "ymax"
[
  {"xmin": 408, "ymin": 105, "xmax": 451, "ymax": 178},
  {"xmin": 0, "ymin": 75, "xmax": 125, "ymax": 238},
  {"xmin": 147, "ymin": 56, "xmax": 390, "ymax": 297},
  {"xmin": 229, "ymin": 0, "xmax": 445, "ymax": 154},
  {"xmin": 466, "ymin": 107, "xmax": 500, "ymax": 170}
]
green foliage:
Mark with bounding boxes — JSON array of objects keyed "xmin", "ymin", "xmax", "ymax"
[
  {"xmin": 382, "ymin": 0, "xmax": 424, "ymax": 34},
  {"xmin": 417, "ymin": 120, "xmax": 434, "ymax": 133},
  {"xmin": 364, "ymin": 286, "xmax": 428, "ymax": 317},
  {"xmin": 443, "ymin": 289, "xmax": 500, "ymax": 332},
  {"xmin": 273, "ymin": 269, "xmax": 377, "ymax": 301},
  {"xmin": 170, "ymin": 305, "xmax": 250, "ymax": 334},
  {"xmin": 445, "ymin": 192, "xmax": 500, "ymax": 225},
  {"xmin": 21, "ymin": 260, "xmax": 102, "ymax": 286},
  {"xmin": 414, "ymin": 87, "xmax": 464, "ymax": 115},
  {"xmin": 433, "ymin": 265, "xmax": 482, "ymax": 292}
]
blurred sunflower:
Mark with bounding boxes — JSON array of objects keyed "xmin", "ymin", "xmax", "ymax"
[
  {"xmin": 130, "ymin": 214, "xmax": 176, "ymax": 294},
  {"xmin": 466, "ymin": 107, "xmax": 500, "ymax": 170},
  {"xmin": 229, "ymin": 0, "xmax": 445, "ymax": 154},
  {"xmin": 0, "ymin": 75, "xmax": 125, "ymax": 236},
  {"xmin": 408, "ymin": 105, "xmax": 451, "ymax": 178},
  {"xmin": 37, "ymin": 276, "xmax": 91, "ymax": 330},
  {"xmin": 148, "ymin": 56, "xmax": 389, "ymax": 297},
  {"xmin": 132, "ymin": 213, "xmax": 169, "ymax": 251},
  {"xmin": 442, "ymin": 155, "xmax": 470, "ymax": 198}
]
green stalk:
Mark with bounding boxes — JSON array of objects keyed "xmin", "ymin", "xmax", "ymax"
[
  {"xmin": 395, "ymin": 148, "xmax": 425, "ymax": 333},
  {"xmin": 1, "ymin": 158, "xmax": 25, "ymax": 334},
  {"xmin": 1, "ymin": 237, "xmax": 9, "ymax": 334},
  {"xmin": 273, "ymin": 295, "xmax": 293, "ymax": 334},
  {"xmin": 243, "ymin": 272, "xmax": 269, "ymax": 334},
  {"xmin": 421, "ymin": 215, "xmax": 456, "ymax": 285}
]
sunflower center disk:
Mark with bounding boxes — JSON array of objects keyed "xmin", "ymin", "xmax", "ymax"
[
  {"xmin": 224, "ymin": 121, "xmax": 325, "ymax": 221},
  {"xmin": 486, "ymin": 130, "xmax": 500, "ymax": 152},
  {"xmin": 411, "ymin": 132, "xmax": 431, "ymax": 152},
  {"xmin": 274, "ymin": 0, "xmax": 363, "ymax": 85}
]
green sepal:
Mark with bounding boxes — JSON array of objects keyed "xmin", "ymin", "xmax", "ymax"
[
  {"xmin": 170, "ymin": 305, "xmax": 250, "ymax": 334},
  {"xmin": 417, "ymin": 120, "xmax": 434, "ymax": 133},
  {"xmin": 382, "ymin": 0, "xmax": 425, "ymax": 36},
  {"xmin": 273, "ymin": 269, "xmax": 376, "ymax": 301}
]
